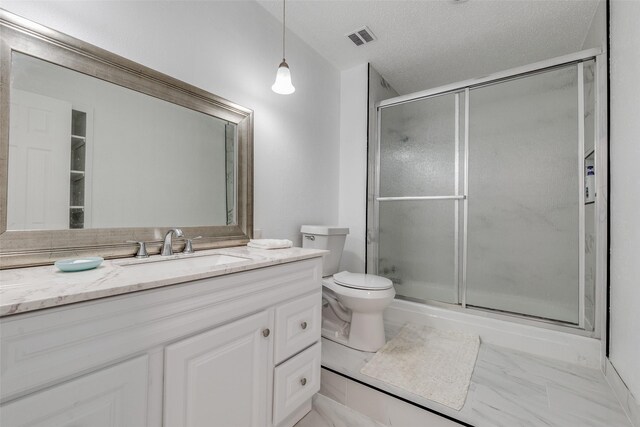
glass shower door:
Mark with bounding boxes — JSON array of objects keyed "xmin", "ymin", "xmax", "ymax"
[
  {"xmin": 372, "ymin": 54, "xmax": 597, "ymax": 328},
  {"xmin": 465, "ymin": 65, "xmax": 581, "ymax": 324},
  {"xmin": 376, "ymin": 93, "xmax": 462, "ymax": 304}
]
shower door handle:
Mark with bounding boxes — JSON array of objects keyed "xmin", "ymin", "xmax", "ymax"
[{"xmin": 376, "ymin": 195, "xmax": 466, "ymax": 202}]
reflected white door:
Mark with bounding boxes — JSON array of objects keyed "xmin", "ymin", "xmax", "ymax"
[{"xmin": 8, "ymin": 89, "xmax": 71, "ymax": 230}]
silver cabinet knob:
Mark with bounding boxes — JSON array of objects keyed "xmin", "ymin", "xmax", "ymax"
[
  {"xmin": 300, "ymin": 378, "xmax": 307, "ymax": 386},
  {"xmin": 262, "ymin": 328, "xmax": 270, "ymax": 338},
  {"xmin": 300, "ymin": 321, "xmax": 308, "ymax": 330}
]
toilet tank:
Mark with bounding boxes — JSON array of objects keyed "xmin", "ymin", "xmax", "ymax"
[{"xmin": 300, "ymin": 225, "xmax": 349, "ymax": 277}]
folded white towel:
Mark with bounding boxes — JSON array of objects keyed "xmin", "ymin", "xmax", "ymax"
[{"xmin": 247, "ymin": 239, "xmax": 293, "ymax": 250}]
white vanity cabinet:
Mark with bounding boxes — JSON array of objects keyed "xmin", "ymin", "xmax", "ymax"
[
  {"xmin": 0, "ymin": 257, "xmax": 323, "ymax": 427},
  {"xmin": 164, "ymin": 310, "xmax": 272, "ymax": 426}
]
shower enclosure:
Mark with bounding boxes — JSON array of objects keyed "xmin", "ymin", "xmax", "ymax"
[{"xmin": 368, "ymin": 49, "xmax": 606, "ymax": 331}]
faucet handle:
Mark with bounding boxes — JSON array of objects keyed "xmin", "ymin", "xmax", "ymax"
[
  {"xmin": 182, "ymin": 236, "xmax": 202, "ymax": 254},
  {"xmin": 126, "ymin": 241, "xmax": 149, "ymax": 259}
]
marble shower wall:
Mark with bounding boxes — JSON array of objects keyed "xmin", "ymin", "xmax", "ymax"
[{"xmin": 583, "ymin": 60, "xmax": 597, "ymax": 331}]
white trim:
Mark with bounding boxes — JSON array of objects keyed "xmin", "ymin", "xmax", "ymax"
[
  {"xmin": 319, "ymin": 370, "xmax": 461, "ymax": 426},
  {"xmin": 578, "ymin": 62, "xmax": 586, "ymax": 329},
  {"xmin": 384, "ymin": 299, "xmax": 601, "ymax": 368},
  {"xmin": 604, "ymin": 358, "xmax": 640, "ymax": 426},
  {"xmin": 371, "ymin": 107, "xmax": 382, "ymax": 274},
  {"xmin": 378, "ymin": 48, "xmax": 602, "ymax": 109},
  {"xmin": 454, "ymin": 93, "xmax": 460, "ymax": 304},
  {"xmin": 594, "ymin": 53, "xmax": 608, "ymax": 352},
  {"xmin": 462, "ymin": 88, "xmax": 470, "ymax": 309}
]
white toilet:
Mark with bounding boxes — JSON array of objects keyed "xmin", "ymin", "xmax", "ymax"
[{"xmin": 301, "ymin": 225, "xmax": 395, "ymax": 352}]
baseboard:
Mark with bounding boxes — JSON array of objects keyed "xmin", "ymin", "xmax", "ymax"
[
  {"xmin": 385, "ymin": 299, "xmax": 601, "ymax": 368},
  {"xmin": 604, "ymin": 358, "xmax": 640, "ymax": 427},
  {"xmin": 320, "ymin": 367, "xmax": 469, "ymax": 427},
  {"xmin": 276, "ymin": 399, "xmax": 312, "ymax": 427}
]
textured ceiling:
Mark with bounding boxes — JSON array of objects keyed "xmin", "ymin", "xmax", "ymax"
[{"xmin": 257, "ymin": 0, "xmax": 600, "ymax": 95}]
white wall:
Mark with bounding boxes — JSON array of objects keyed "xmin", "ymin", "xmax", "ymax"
[
  {"xmin": 2, "ymin": 0, "xmax": 341, "ymax": 242},
  {"xmin": 609, "ymin": 0, "xmax": 640, "ymax": 405},
  {"xmin": 338, "ymin": 64, "xmax": 368, "ymax": 273}
]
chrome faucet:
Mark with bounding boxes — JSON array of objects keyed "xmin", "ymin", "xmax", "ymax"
[{"xmin": 161, "ymin": 228, "xmax": 183, "ymax": 256}]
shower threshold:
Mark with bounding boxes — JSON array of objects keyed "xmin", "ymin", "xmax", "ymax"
[{"xmin": 395, "ymin": 294, "xmax": 589, "ymax": 336}]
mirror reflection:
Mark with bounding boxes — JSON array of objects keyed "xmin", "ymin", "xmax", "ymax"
[{"xmin": 8, "ymin": 52, "xmax": 236, "ymax": 231}]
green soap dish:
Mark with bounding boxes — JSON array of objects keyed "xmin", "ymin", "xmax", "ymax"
[{"xmin": 55, "ymin": 256, "xmax": 104, "ymax": 272}]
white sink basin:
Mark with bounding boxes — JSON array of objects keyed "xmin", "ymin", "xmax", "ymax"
[{"xmin": 120, "ymin": 253, "xmax": 251, "ymax": 274}]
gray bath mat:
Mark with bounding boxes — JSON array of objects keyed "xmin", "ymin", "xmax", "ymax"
[{"xmin": 360, "ymin": 323, "xmax": 480, "ymax": 410}]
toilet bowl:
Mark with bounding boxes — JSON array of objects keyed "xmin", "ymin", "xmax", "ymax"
[
  {"xmin": 322, "ymin": 272, "xmax": 395, "ymax": 352},
  {"xmin": 301, "ymin": 226, "xmax": 395, "ymax": 352}
]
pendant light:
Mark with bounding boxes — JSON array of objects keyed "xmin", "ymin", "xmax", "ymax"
[{"xmin": 272, "ymin": 0, "xmax": 295, "ymax": 94}]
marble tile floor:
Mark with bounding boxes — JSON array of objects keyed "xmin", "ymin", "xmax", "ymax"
[
  {"xmin": 321, "ymin": 324, "xmax": 632, "ymax": 427},
  {"xmin": 294, "ymin": 394, "xmax": 386, "ymax": 427}
]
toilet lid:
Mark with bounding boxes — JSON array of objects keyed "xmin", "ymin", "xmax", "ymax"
[{"xmin": 333, "ymin": 272, "xmax": 393, "ymax": 290}]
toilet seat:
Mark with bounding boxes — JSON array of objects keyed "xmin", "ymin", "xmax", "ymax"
[{"xmin": 332, "ymin": 271, "xmax": 393, "ymax": 290}]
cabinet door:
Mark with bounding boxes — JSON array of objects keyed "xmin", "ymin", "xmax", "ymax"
[
  {"xmin": 164, "ymin": 310, "xmax": 272, "ymax": 427},
  {"xmin": 0, "ymin": 355, "xmax": 148, "ymax": 427}
]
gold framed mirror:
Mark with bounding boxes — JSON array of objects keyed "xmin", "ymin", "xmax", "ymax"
[{"xmin": 0, "ymin": 10, "xmax": 253, "ymax": 268}]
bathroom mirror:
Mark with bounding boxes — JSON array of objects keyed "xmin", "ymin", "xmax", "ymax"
[
  {"xmin": 8, "ymin": 52, "xmax": 236, "ymax": 231},
  {"xmin": 0, "ymin": 10, "xmax": 254, "ymax": 268}
]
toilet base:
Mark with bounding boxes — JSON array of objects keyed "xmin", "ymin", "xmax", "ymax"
[
  {"xmin": 347, "ymin": 311, "xmax": 387, "ymax": 352},
  {"xmin": 321, "ymin": 303, "xmax": 350, "ymax": 345},
  {"xmin": 321, "ymin": 326, "xmax": 350, "ymax": 347},
  {"xmin": 321, "ymin": 303, "xmax": 387, "ymax": 353}
]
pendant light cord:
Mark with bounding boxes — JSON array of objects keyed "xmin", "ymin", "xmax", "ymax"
[{"xmin": 282, "ymin": 0, "xmax": 286, "ymax": 61}]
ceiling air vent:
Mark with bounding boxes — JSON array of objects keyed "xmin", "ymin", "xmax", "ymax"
[{"xmin": 346, "ymin": 26, "xmax": 377, "ymax": 47}]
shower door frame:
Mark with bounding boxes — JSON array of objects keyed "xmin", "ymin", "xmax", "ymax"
[{"xmin": 367, "ymin": 48, "xmax": 607, "ymax": 337}]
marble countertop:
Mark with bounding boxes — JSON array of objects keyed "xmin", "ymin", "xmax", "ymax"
[{"xmin": 0, "ymin": 246, "xmax": 327, "ymax": 317}]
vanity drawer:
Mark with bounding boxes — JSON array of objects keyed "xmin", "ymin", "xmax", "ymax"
[
  {"xmin": 274, "ymin": 291, "xmax": 322, "ymax": 364},
  {"xmin": 273, "ymin": 341, "xmax": 321, "ymax": 426}
]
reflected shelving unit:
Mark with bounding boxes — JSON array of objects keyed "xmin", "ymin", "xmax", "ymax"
[{"xmin": 69, "ymin": 110, "xmax": 87, "ymax": 229}]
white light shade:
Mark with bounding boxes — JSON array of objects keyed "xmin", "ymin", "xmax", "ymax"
[{"xmin": 271, "ymin": 61, "xmax": 295, "ymax": 95}]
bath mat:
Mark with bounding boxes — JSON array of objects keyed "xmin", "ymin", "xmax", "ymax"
[{"xmin": 360, "ymin": 323, "xmax": 480, "ymax": 410}]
